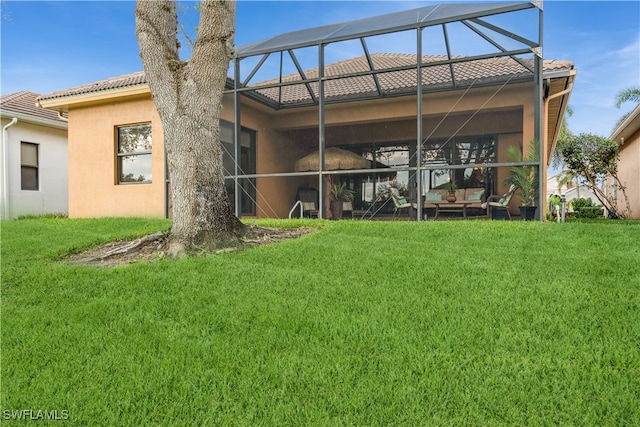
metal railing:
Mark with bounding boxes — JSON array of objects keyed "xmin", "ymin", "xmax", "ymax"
[{"xmin": 288, "ymin": 200, "xmax": 304, "ymax": 219}]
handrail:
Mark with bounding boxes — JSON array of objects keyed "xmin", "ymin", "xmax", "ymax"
[{"xmin": 288, "ymin": 200, "xmax": 303, "ymax": 219}]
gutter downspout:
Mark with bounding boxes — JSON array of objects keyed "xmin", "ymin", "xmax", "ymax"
[
  {"xmin": 2, "ymin": 117, "xmax": 18, "ymax": 220},
  {"xmin": 57, "ymin": 111, "xmax": 68, "ymax": 122}
]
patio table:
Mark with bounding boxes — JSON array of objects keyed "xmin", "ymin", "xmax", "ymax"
[{"xmin": 429, "ymin": 201, "xmax": 471, "ymax": 220}]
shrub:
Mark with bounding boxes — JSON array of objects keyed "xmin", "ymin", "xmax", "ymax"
[{"xmin": 572, "ymin": 198, "xmax": 603, "ymax": 218}]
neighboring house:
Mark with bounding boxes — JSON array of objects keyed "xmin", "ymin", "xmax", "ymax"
[
  {"xmin": 547, "ymin": 173, "xmax": 599, "ymax": 206},
  {"xmin": 607, "ymin": 104, "xmax": 639, "ymax": 219},
  {"xmin": 37, "ymin": 3, "xmax": 575, "ymax": 220},
  {"xmin": 1, "ymin": 91, "xmax": 68, "ymax": 219}
]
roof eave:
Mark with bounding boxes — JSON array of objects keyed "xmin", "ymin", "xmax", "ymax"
[
  {"xmin": 545, "ymin": 69, "xmax": 577, "ymax": 165},
  {"xmin": 609, "ymin": 104, "xmax": 640, "ymax": 145},
  {"xmin": 0, "ymin": 110, "xmax": 68, "ymax": 130},
  {"xmin": 37, "ymin": 84, "xmax": 151, "ymax": 112}
]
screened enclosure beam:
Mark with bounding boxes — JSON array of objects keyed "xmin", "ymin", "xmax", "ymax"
[
  {"xmin": 416, "ymin": 27, "xmax": 424, "ymax": 221},
  {"xmin": 234, "ymin": 58, "xmax": 243, "ymax": 217},
  {"xmin": 361, "ymin": 38, "xmax": 384, "ymax": 97},
  {"xmin": 462, "ymin": 20, "xmax": 534, "ymax": 72},
  {"xmin": 232, "ymin": 48, "xmax": 534, "ymax": 95},
  {"xmin": 242, "ymin": 53, "xmax": 270, "ymax": 87},
  {"xmin": 318, "ymin": 45, "xmax": 326, "ymax": 219},
  {"xmin": 442, "ymin": 24, "xmax": 458, "ymax": 89},
  {"xmin": 535, "ymin": 5, "xmax": 545, "ymax": 220},
  {"xmin": 469, "ymin": 18, "xmax": 538, "ymax": 48},
  {"xmin": 288, "ymin": 49, "xmax": 318, "ymax": 104}
]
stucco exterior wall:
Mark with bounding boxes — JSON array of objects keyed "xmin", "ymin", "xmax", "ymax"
[
  {"xmin": 617, "ymin": 131, "xmax": 640, "ymax": 218},
  {"xmin": 67, "ymin": 97, "xmax": 165, "ymax": 218},
  {"xmin": 1, "ymin": 118, "xmax": 68, "ymax": 219}
]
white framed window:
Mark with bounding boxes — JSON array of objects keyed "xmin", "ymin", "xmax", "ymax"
[{"xmin": 116, "ymin": 123, "xmax": 152, "ymax": 184}]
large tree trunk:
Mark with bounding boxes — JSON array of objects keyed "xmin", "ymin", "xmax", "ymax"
[{"xmin": 135, "ymin": 0, "xmax": 243, "ymax": 255}]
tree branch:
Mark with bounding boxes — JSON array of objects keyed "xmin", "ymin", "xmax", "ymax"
[
  {"xmin": 191, "ymin": 0, "xmax": 236, "ymax": 67},
  {"xmin": 135, "ymin": 0, "xmax": 181, "ymax": 104}
]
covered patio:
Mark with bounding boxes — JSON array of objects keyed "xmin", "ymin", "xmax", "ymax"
[{"xmin": 222, "ymin": 2, "xmax": 575, "ymax": 220}]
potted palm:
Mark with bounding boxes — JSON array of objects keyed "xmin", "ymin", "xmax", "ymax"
[
  {"xmin": 329, "ymin": 182, "xmax": 355, "ymax": 219},
  {"xmin": 504, "ymin": 138, "xmax": 540, "ymax": 220}
]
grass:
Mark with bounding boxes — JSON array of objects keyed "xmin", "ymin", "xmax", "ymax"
[{"xmin": 2, "ymin": 217, "xmax": 640, "ymax": 425}]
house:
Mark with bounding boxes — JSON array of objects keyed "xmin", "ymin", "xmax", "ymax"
[
  {"xmin": 36, "ymin": 2, "xmax": 575, "ymax": 220},
  {"xmin": 547, "ymin": 173, "xmax": 600, "ymax": 207},
  {"xmin": 1, "ymin": 91, "xmax": 68, "ymax": 219},
  {"xmin": 607, "ymin": 104, "xmax": 639, "ymax": 219}
]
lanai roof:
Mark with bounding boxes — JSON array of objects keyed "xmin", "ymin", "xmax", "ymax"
[
  {"xmin": 237, "ymin": 2, "xmax": 536, "ymax": 57},
  {"xmin": 39, "ymin": 1, "xmax": 553, "ymax": 107}
]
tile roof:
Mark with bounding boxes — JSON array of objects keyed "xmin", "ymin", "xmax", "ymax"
[
  {"xmin": 36, "ymin": 54, "xmax": 573, "ymax": 108},
  {"xmin": 253, "ymin": 54, "xmax": 574, "ymax": 105},
  {"xmin": 37, "ymin": 71, "xmax": 147, "ymax": 102},
  {"xmin": 1, "ymin": 91, "xmax": 67, "ymax": 124}
]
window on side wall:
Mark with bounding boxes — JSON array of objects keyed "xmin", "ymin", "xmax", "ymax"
[
  {"xmin": 21, "ymin": 142, "xmax": 39, "ymax": 191},
  {"xmin": 116, "ymin": 123, "xmax": 152, "ymax": 184}
]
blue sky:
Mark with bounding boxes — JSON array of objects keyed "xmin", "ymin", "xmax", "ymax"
[{"xmin": 1, "ymin": 1, "xmax": 638, "ymax": 138}]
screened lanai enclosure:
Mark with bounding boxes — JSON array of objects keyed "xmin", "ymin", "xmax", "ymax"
[{"xmin": 221, "ymin": 2, "xmax": 575, "ymax": 220}]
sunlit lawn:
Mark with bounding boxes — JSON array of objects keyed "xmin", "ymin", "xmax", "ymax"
[{"xmin": 2, "ymin": 217, "xmax": 639, "ymax": 425}]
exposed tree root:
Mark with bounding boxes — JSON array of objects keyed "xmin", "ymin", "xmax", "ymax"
[{"xmin": 65, "ymin": 225, "xmax": 316, "ymax": 267}]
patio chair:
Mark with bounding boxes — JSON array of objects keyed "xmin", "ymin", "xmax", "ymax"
[
  {"xmin": 389, "ymin": 187, "xmax": 417, "ymax": 219},
  {"xmin": 300, "ymin": 202, "xmax": 318, "ymax": 218},
  {"xmin": 297, "ymin": 187, "xmax": 319, "ymax": 218},
  {"xmin": 482, "ymin": 184, "xmax": 518, "ymax": 220}
]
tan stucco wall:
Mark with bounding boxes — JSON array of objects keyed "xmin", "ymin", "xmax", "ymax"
[
  {"xmin": 67, "ymin": 97, "xmax": 165, "ymax": 218},
  {"xmin": 616, "ymin": 131, "xmax": 640, "ymax": 218},
  {"xmin": 220, "ymin": 95, "xmax": 310, "ymax": 218}
]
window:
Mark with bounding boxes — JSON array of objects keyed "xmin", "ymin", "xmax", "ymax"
[
  {"xmin": 423, "ymin": 135, "xmax": 496, "ymax": 190},
  {"xmin": 117, "ymin": 124, "xmax": 152, "ymax": 184},
  {"xmin": 21, "ymin": 142, "xmax": 38, "ymax": 191}
]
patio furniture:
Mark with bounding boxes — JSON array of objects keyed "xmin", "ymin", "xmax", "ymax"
[
  {"xmin": 301, "ymin": 202, "xmax": 319, "ymax": 218},
  {"xmin": 389, "ymin": 188, "xmax": 417, "ymax": 219},
  {"xmin": 482, "ymin": 184, "xmax": 518, "ymax": 220},
  {"xmin": 297, "ymin": 187, "xmax": 319, "ymax": 218},
  {"xmin": 431, "ymin": 201, "xmax": 472, "ymax": 220},
  {"xmin": 423, "ymin": 188, "xmax": 486, "ymax": 219},
  {"xmin": 342, "ymin": 201, "xmax": 369, "ymax": 219}
]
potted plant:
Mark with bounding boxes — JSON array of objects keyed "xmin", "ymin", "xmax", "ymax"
[
  {"xmin": 329, "ymin": 182, "xmax": 354, "ymax": 219},
  {"xmin": 504, "ymin": 138, "xmax": 539, "ymax": 220},
  {"xmin": 446, "ymin": 181, "xmax": 458, "ymax": 202}
]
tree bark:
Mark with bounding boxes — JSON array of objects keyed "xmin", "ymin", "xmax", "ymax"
[{"xmin": 135, "ymin": 0, "xmax": 243, "ymax": 255}]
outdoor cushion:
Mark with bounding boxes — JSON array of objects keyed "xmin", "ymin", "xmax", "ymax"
[
  {"xmin": 468, "ymin": 190, "xmax": 484, "ymax": 201},
  {"xmin": 425, "ymin": 192, "xmax": 442, "ymax": 201}
]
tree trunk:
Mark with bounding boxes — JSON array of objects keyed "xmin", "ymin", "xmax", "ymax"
[{"xmin": 135, "ymin": 0, "xmax": 243, "ymax": 255}]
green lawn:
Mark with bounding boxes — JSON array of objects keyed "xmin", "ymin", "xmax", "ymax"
[{"xmin": 2, "ymin": 217, "xmax": 639, "ymax": 425}]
